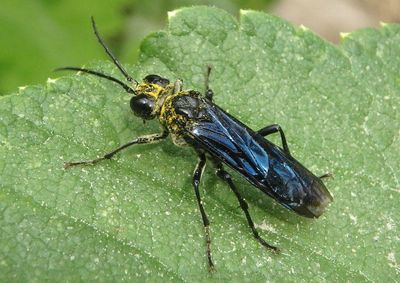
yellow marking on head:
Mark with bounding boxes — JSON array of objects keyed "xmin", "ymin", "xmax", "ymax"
[{"xmin": 135, "ymin": 83, "xmax": 165, "ymax": 100}]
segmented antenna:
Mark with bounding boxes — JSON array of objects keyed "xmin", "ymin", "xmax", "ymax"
[
  {"xmin": 54, "ymin": 67, "xmax": 136, "ymax": 93},
  {"xmin": 91, "ymin": 16, "xmax": 138, "ymax": 85}
]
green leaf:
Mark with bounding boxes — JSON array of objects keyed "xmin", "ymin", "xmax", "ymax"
[{"xmin": 1, "ymin": 7, "xmax": 399, "ymax": 282}]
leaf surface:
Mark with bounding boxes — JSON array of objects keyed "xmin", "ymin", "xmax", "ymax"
[{"xmin": 1, "ymin": 7, "xmax": 399, "ymax": 282}]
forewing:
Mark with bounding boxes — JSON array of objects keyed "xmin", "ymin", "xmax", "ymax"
[
  {"xmin": 188, "ymin": 101, "xmax": 270, "ymax": 181},
  {"xmin": 186, "ymin": 99, "xmax": 332, "ymax": 218}
]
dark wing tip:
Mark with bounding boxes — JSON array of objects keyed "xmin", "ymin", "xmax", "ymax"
[{"xmin": 296, "ymin": 184, "xmax": 333, "ymax": 218}]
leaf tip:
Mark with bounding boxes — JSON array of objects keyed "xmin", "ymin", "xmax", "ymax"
[
  {"xmin": 379, "ymin": 21, "xmax": 388, "ymax": 27},
  {"xmin": 239, "ymin": 9, "xmax": 251, "ymax": 16},
  {"xmin": 339, "ymin": 32, "xmax": 351, "ymax": 40},
  {"xmin": 167, "ymin": 9, "xmax": 182, "ymax": 20},
  {"xmin": 47, "ymin": 78, "xmax": 58, "ymax": 84},
  {"xmin": 299, "ymin": 24, "xmax": 309, "ymax": 31}
]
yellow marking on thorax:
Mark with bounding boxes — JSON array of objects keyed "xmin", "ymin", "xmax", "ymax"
[{"xmin": 159, "ymin": 91, "xmax": 191, "ymax": 136}]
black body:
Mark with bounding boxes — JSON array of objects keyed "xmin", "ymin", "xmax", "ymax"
[
  {"xmin": 171, "ymin": 94, "xmax": 332, "ymax": 218},
  {"xmin": 60, "ymin": 17, "xmax": 333, "ymax": 271}
]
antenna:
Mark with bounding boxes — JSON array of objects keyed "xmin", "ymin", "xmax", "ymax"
[
  {"xmin": 91, "ymin": 16, "xmax": 137, "ymax": 85},
  {"xmin": 55, "ymin": 67, "xmax": 136, "ymax": 94}
]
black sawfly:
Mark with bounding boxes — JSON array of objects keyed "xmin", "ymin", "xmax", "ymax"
[{"xmin": 57, "ymin": 17, "xmax": 333, "ymax": 271}]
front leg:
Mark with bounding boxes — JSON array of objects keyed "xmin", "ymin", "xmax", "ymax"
[
  {"xmin": 64, "ymin": 131, "xmax": 168, "ymax": 168},
  {"xmin": 173, "ymin": 79, "xmax": 183, "ymax": 95},
  {"xmin": 192, "ymin": 153, "xmax": 215, "ymax": 271}
]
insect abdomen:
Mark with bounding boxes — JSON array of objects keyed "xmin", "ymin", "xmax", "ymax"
[{"xmin": 255, "ymin": 140, "xmax": 332, "ymax": 218}]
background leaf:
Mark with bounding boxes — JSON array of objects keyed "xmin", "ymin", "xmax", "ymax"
[
  {"xmin": 0, "ymin": 0, "xmax": 133, "ymax": 95},
  {"xmin": 1, "ymin": 7, "xmax": 399, "ymax": 282},
  {"xmin": 0, "ymin": 0, "xmax": 276, "ymax": 95}
]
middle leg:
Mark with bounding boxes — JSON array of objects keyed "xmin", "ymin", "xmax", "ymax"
[
  {"xmin": 214, "ymin": 162, "xmax": 279, "ymax": 253},
  {"xmin": 192, "ymin": 153, "xmax": 215, "ymax": 271}
]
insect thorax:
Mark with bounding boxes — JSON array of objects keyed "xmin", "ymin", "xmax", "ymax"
[{"xmin": 159, "ymin": 90, "xmax": 205, "ymax": 146}]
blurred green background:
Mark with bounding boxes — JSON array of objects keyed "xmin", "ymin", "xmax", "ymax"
[
  {"xmin": 1, "ymin": 0, "xmax": 397, "ymax": 95},
  {"xmin": 0, "ymin": 0, "xmax": 275, "ymax": 95}
]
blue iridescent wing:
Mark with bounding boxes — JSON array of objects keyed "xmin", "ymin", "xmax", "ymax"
[{"xmin": 187, "ymin": 99, "xmax": 332, "ymax": 218}]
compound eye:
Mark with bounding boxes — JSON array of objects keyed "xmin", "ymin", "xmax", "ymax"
[{"xmin": 130, "ymin": 94, "xmax": 155, "ymax": 119}]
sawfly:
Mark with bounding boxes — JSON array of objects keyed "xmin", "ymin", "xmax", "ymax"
[{"xmin": 58, "ymin": 17, "xmax": 333, "ymax": 270}]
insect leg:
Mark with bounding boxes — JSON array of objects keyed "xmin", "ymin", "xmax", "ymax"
[
  {"xmin": 173, "ymin": 79, "xmax": 183, "ymax": 95},
  {"xmin": 257, "ymin": 124, "xmax": 290, "ymax": 155},
  {"xmin": 204, "ymin": 65, "xmax": 214, "ymax": 101},
  {"xmin": 319, "ymin": 172, "xmax": 333, "ymax": 180},
  {"xmin": 64, "ymin": 131, "xmax": 168, "ymax": 168},
  {"xmin": 215, "ymin": 163, "xmax": 279, "ymax": 253},
  {"xmin": 192, "ymin": 153, "xmax": 215, "ymax": 271}
]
